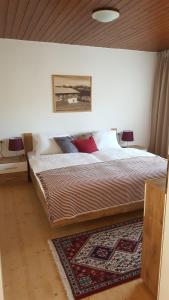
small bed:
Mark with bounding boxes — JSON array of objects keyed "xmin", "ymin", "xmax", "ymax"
[{"xmin": 24, "ymin": 132, "xmax": 167, "ymax": 228}]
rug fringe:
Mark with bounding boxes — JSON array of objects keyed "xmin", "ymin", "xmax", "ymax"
[{"xmin": 48, "ymin": 240, "xmax": 75, "ymax": 300}]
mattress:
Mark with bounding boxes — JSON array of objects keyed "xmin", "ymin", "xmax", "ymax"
[
  {"xmin": 36, "ymin": 155, "xmax": 166, "ymax": 224},
  {"xmin": 28, "ymin": 149, "xmax": 167, "ymax": 225},
  {"xmin": 28, "ymin": 148, "xmax": 154, "ymax": 173},
  {"xmin": 28, "ymin": 148, "xmax": 155, "ymax": 199}
]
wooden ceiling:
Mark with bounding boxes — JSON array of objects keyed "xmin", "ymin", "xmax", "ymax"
[{"xmin": 0, "ymin": 0, "xmax": 169, "ymax": 52}]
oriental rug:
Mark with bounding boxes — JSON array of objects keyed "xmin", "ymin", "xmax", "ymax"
[{"xmin": 49, "ymin": 218, "xmax": 143, "ymax": 299}]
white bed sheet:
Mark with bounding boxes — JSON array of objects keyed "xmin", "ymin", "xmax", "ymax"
[
  {"xmin": 92, "ymin": 148, "xmax": 154, "ymax": 161},
  {"xmin": 28, "ymin": 148, "xmax": 154, "ymax": 174},
  {"xmin": 28, "ymin": 152, "xmax": 101, "ymax": 173},
  {"xmin": 28, "ymin": 148, "xmax": 155, "ymax": 199}
]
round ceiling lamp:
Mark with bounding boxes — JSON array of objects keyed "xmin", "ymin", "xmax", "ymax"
[{"xmin": 92, "ymin": 9, "xmax": 120, "ymax": 23}]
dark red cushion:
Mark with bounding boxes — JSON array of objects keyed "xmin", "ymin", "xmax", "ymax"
[{"xmin": 73, "ymin": 136, "xmax": 98, "ymax": 153}]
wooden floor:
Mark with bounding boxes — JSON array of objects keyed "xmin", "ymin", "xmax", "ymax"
[{"xmin": 0, "ymin": 183, "xmax": 155, "ymax": 300}]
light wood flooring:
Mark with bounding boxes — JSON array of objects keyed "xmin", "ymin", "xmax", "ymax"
[{"xmin": 0, "ymin": 183, "xmax": 155, "ymax": 300}]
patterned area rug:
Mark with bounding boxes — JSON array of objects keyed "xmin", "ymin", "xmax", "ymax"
[{"xmin": 49, "ymin": 218, "xmax": 143, "ymax": 299}]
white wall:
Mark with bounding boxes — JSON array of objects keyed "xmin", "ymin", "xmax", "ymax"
[{"xmin": 0, "ymin": 39, "xmax": 157, "ymax": 148}]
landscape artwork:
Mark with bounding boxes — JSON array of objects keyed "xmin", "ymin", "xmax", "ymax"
[{"xmin": 52, "ymin": 75, "xmax": 92, "ymax": 112}]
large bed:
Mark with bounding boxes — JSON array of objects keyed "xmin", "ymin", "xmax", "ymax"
[{"xmin": 24, "ymin": 132, "xmax": 167, "ymax": 227}]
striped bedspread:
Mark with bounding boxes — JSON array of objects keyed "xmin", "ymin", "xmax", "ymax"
[{"xmin": 37, "ymin": 156, "xmax": 167, "ymax": 224}]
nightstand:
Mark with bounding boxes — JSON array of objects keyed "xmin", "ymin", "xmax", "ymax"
[{"xmin": 0, "ymin": 155, "xmax": 28, "ymax": 184}]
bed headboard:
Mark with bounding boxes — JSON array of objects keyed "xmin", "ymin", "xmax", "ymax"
[
  {"xmin": 23, "ymin": 133, "xmax": 33, "ymax": 155},
  {"xmin": 23, "ymin": 128, "xmax": 118, "ymax": 155}
]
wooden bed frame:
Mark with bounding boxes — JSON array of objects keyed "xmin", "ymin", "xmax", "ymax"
[{"xmin": 23, "ymin": 133, "xmax": 144, "ymax": 228}]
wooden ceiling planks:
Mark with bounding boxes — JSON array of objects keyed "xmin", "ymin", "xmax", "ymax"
[
  {"xmin": 0, "ymin": 0, "xmax": 9, "ymax": 37},
  {"xmin": 58, "ymin": 0, "xmax": 119, "ymax": 45},
  {"xmin": 16, "ymin": 0, "xmax": 41, "ymax": 39},
  {"xmin": 46, "ymin": 0, "xmax": 114, "ymax": 43},
  {"xmin": 4, "ymin": 0, "xmax": 18, "ymax": 37},
  {"xmin": 44, "ymin": 0, "xmax": 96, "ymax": 42},
  {"xmin": 22, "ymin": 0, "xmax": 49, "ymax": 40},
  {"xmin": 37, "ymin": 0, "xmax": 82, "ymax": 42},
  {"xmin": 1, "ymin": 0, "xmax": 169, "ymax": 51},
  {"xmin": 10, "ymin": 0, "xmax": 30, "ymax": 39},
  {"xmin": 26, "ymin": 0, "xmax": 60, "ymax": 41},
  {"xmin": 33, "ymin": 0, "xmax": 71, "ymax": 41},
  {"xmin": 79, "ymin": 0, "xmax": 163, "ymax": 48},
  {"xmin": 69, "ymin": 0, "xmax": 133, "ymax": 47}
]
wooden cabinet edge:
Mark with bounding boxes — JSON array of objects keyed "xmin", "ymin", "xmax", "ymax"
[{"xmin": 141, "ymin": 177, "xmax": 166, "ymax": 298}]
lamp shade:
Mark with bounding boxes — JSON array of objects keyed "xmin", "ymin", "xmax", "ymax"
[
  {"xmin": 122, "ymin": 130, "xmax": 134, "ymax": 142},
  {"xmin": 92, "ymin": 9, "xmax": 120, "ymax": 23},
  {"xmin": 8, "ymin": 137, "xmax": 24, "ymax": 151}
]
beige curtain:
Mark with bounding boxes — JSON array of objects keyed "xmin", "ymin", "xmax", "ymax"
[{"xmin": 149, "ymin": 50, "xmax": 169, "ymax": 158}]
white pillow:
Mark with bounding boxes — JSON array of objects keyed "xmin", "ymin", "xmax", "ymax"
[
  {"xmin": 93, "ymin": 130, "xmax": 121, "ymax": 150},
  {"xmin": 36, "ymin": 133, "xmax": 68, "ymax": 155}
]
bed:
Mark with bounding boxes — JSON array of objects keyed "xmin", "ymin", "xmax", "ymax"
[{"xmin": 23, "ymin": 132, "xmax": 167, "ymax": 227}]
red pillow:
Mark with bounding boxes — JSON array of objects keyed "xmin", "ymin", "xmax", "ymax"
[{"xmin": 73, "ymin": 136, "xmax": 98, "ymax": 153}]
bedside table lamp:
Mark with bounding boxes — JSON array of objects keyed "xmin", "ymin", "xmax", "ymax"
[
  {"xmin": 8, "ymin": 137, "xmax": 24, "ymax": 156},
  {"xmin": 122, "ymin": 130, "xmax": 134, "ymax": 147}
]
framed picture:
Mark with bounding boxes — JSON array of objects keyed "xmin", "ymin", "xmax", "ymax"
[{"xmin": 52, "ymin": 75, "xmax": 92, "ymax": 112}]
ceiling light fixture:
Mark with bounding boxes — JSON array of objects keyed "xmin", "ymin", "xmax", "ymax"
[{"xmin": 92, "ymin": 9, "xmax": 120, "ymax": 23}]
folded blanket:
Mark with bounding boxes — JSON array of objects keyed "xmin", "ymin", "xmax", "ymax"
[{"xmin": 37, "ymin": 156, "xmax": 167, "ymax": 224}]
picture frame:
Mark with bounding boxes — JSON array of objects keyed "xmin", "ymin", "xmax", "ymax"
[{"xmin": 52, "ymin": 75, "xmax": 92, "ymax": 112}]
